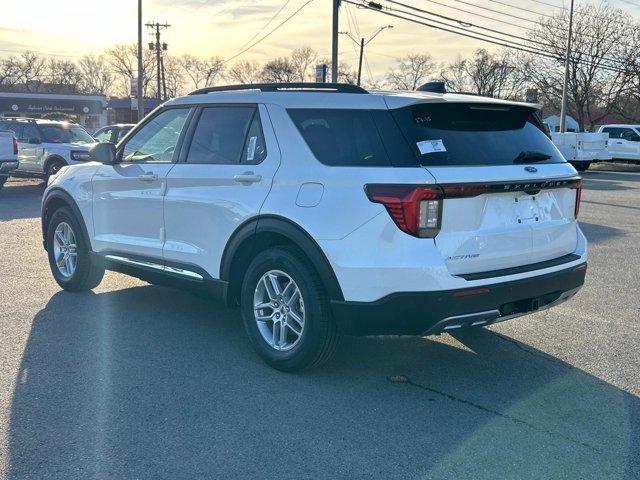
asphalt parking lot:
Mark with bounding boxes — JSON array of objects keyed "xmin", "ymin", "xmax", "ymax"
[{"xmin": 0, "ymin": 163, "xmax": 639, "ymax": 480}]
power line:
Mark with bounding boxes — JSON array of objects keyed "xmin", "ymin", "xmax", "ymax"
[
  {"xmin": 486, "ymin": 0, "xmax": 554, "ymax": 18},
  {"xmin": 345, "ymin": 0, "xmax": 628, "ymax": 74},
  {"xmin": 386, "ymin": 0, "xmax": 625, "ymax": 69},
  {"xmin": 222, "ymin": 0, "xmax": 316, "ymax": 64},
  {"xmin": 240, "ymin": 0, "xmax": 293, "ymax": 48}
]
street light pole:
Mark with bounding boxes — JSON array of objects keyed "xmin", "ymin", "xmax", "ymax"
[
  {"xmin": 559, "ymin": 0, "xmax": 575, "ymax": 133},
  {"xmin": 137, "ymin": 0, "xmax": 144, "ymax": 120},
  {"xmin": 357, "ymin": 38, "xmax": 364, "ymax": 86}
]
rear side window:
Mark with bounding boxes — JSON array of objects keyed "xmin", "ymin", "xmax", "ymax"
[
  {"xmin": 288, "ymin": 109, "xmax": 393, "ymax": 166},
  {"xmin": 391, "ymin": 103, "xmax": 565, "ymax": 166},
  {"xmin": 186, "ymin": 106, "xmax": 255, "ymax": 164}
]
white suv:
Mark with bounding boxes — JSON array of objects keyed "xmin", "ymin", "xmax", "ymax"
[
  {"xmin": 41, "ymin": 83, "xmax": 588, "ymax": 371},
  {"xmin": 0, "ymin": 118, "xmax": 96, "ymax": 181}
]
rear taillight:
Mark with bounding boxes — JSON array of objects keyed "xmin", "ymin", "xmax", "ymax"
[
  {"xmin": 12, "ymin": 137, "xmax": 18, "ymax": 155},
  {"xmin": 365, "ymin": 184, "xmax": 442, "ymax": 238},
  {"xmin": 573, "ymin": 179, "xmax": 582, "ymax": 218}
]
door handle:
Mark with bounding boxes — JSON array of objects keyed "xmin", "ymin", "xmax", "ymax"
[
  {"xmin": 233, "ymin": 172, "xmax": 262, "ymax": 184},
  {"xmin": 138, "ymin": 172, "xmax": 158, "ymax": 182}
]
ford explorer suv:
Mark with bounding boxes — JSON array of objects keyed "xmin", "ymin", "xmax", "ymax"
[
  {"xmin": 597, "ymin": 124, "xmax": 640, "ymax": 163},
  {"xmin": 41, "ymin": 83, "xmax": 587, "ymax": 371},
  {"xmin": 0, "ymin": 129, "xmax": 18, "ymax": 190},
  {"xmin": 0, "ymin": 118, "xmax": 96, "ymax": 181}
]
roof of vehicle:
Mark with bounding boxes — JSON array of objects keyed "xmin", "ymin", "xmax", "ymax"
[
  {"xmin": 599, "ymin": 124, "xmax": 640, "ymax": 129},
  {"xmin": 99, "ymin": 123, "xmax": 135, "ymax": 129},
  {"xmin": 165, "ymin": 83, "xmax": 538, "ymax": 111},
  {"xmin": 0, "ymin": 117, "xmax": 81, "ymax": 127}
]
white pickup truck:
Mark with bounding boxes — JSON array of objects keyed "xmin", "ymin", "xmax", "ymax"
[
  {"xmin": 0, "ymin": 130, "xmax": 18, "ymax": 191},
  {"xmin": 550, "ymin": 132, "xmax": 612, "ymax": 171}
]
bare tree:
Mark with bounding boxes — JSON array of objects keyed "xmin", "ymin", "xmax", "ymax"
[
  {"xmin": 78, "ymin": 54, "xmax": 113, "ymax": 95},
  {"xmin": 12, "ymin": 51, "xmax": 47, "ymax": 92},
  {"xmin": 162, "ymin": 55, "xmax": 186, "ymax": 98},
  {"xmin": 441, "ymin": 49, "xmax": 525, "ymax": 99},
  {"xmin": 290, "ymin": 47, "xmax": 317, "ymax": 82},
  {"xmin": 178, "ymin": 54, "xmax": 225, "ymax": 90},
  {"xmin": 386, "ymin": 54, "xmax": 437, "ymax": 90},
  {"xmin": 522, "ymin": 3, "xmax": 632, "ymax": 130},
  {"xmin": 45, "ymin": 59, "xmax": 83, "ymax": 92},
  {"xmin": 0, "ymin": 57, "xmax": 20, "ymax": 89},
  {"xmin": 261, "ymin": 57, "xmax": 297, "ymax": 82},
  {"xmin": 105, "ymin": 43, "xmax": 156, "ymax": 97},
  {"xmin": 227, "ymin": 60, "xmax": 262, "ymax": 84}
]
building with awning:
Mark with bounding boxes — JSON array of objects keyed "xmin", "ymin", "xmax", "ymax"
[{"xmin": 0, "ymin": 92, "xmax": 107, "ymax": 132}]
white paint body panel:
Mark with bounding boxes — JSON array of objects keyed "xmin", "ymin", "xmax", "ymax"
[{"xmin": 43, "ymin": 88, "xmax": 588, "ymax": 305}]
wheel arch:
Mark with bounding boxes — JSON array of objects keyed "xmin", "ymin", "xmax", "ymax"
[
  {"xmin": 221, "ymin": 215, "xmax": 345, "ymax": 306},
  {"xmin": 43, "ymin": 155, "xmax": 67, "ymax": 174},
  {"xmin": 41, "ymin": 188, "xmax": 90, "ymax": 252}
]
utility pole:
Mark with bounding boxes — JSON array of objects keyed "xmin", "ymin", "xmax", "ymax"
[
  {"xmin": 340, "ymin": 25, "xmax": 393, "ymax": 86},
  {"xmin": 559, "ymin": 0, "xmax": 575, "ymax": 133},
  {"xmin": 146, "ymin": 21, "xmax": 170, "ymax": 101},
  {"xmin": 137, "ymin": 0, "xmax": 144, "ymax": 120},
  {"xmin": 331, "ymin": 0, "xmax": 339, "ymax": 82}
]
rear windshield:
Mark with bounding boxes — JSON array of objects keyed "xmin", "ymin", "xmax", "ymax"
[{"xmin": 391, "ymin": 103, "xmax": 564, "ymax": 166}]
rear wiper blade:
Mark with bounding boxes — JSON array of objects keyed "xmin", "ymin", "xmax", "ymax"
[{"xmin": 513, "ymin": 151, "xmax": 551, "ymax": 163}]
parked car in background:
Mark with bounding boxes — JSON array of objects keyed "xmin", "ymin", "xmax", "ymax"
[
  {"xmin": 0, "ymin": 118, "xmax": 96, "ymax": 181},
  {"xmin": 0, "ymin": 130, "xmax": 18, "ymax": 190},
  {"xmin": 550, "ymin": 131, "xmax": 612, "ymax": 171},
  {"xmin": 597, "ymin": 125, "xmax": 640, "ymax": 163},
  {"xmin": 41, "ymin": 82, "xmax": 587, "ymax": 371},
  {"xmin": 93, "ymin": 123, "xmax": 135, "ymax": 144}
]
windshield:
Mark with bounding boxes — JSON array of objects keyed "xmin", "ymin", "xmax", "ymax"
[
  {"xmin": 390, "ymin": 103, "xmax": 565, "ymax": 166},
  {"xmin": 40, "ymin": 124, "xmax": 94, "ymax": 145}
]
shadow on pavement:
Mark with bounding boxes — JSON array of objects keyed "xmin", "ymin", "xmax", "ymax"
[
  {"xmin": 0, "ymin": 179, "xmax": 43, "ymax": 221},
  {"xmin": 8, "ymin": 286, "xmax": 640, "ymax": 479},
  {"xmin": 578, "ymin": 220, "xmax": 626, "ymax": 244}
]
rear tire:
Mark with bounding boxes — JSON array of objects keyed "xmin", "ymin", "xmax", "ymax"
[
  {"xmin": 46, "ymin": 206, "xmax": 104, "ymax": 292},
  {"xmin": 571, "ymin": 161, "xmax": 590, "ymax": 172},
  {"xmin": 240, "ymin": 246, "xmax": 341, "ymax": 372}
]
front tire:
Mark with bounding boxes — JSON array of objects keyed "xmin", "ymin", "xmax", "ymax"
[
  {"xmin": 45, "ymin": 159, "xmax": 65, "ymax": 184},
  {"xmin": 46, "ymin": 206, "xmax": 104, "ymax": 291},
  {"xmin": 240, "ymin": 246, "xmax": 341, "ymax": 371}
]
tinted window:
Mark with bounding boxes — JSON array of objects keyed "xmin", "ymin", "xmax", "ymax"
[
  {"xmin": 288, "ymin": 109, "xmax": 392, "ymax": 166},
  {"xmin": 603, "ymin": 128, "xmax": 621, "ymax": 139},
  {"xmin": 23, "ymin": 124, "xmax": 41, "ymax": 142},
  {"xmin": 620, "ymin": 129, "xmax": 640, "ymax": 141},
  {"xmin": 40, "ymin": 124, "xmax": 93, "ymax": 144},
  {"xmin": 117, "ymin": 127, "xmax": 132, "ymax": 141},
  {"xmin": 122, "ymin": 108, "xmax": 190, "ymax": 163},
  {"xmin": 241, "ymin": 111, "xmax": 267, "ymax": 164},
  {"xmin": 0, "ymin": 121, "xmax": 22, "ymax": 139},
  {"xmin": 391, "ymin": 103, "xmax": 564, "ymax": 166},
  {"xmin": 186, "ymin": 106, "xmax": 254, "ymax": 164}
]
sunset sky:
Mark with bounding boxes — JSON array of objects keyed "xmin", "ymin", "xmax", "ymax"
[{"xmin": 1, "ymin": 0, "xmax": 639, "ymax": 82}]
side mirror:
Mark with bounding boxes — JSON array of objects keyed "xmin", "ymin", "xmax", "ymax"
[
  {"xmin": 90, "ymin": 142, "xmax": 116, "ymax": 165},
  {"xmin": 27, "ymin": 137, "xmax": 41, "ymax": 144}
]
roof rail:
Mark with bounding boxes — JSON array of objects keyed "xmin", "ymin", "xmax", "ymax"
[{"xmin": 189, "ymin": 82, "xmax": 368, "ymax": 95}]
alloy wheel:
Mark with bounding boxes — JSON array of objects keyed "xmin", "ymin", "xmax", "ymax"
[
  {"xmin": 52, "ymin": 222, "xmax": 77, "ymax": 278},
  {"xmin": 253, "ymin": 270, "xmax": 305, "ymax": 351}
]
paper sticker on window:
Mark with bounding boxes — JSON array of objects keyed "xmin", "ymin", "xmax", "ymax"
[
  {"xmin": 417, "ymin": 139, "xmax": 446, "ymax": 155},
  {"xmin": 247, "ymin": 136, "xmax": 257, "ymax": 162}
]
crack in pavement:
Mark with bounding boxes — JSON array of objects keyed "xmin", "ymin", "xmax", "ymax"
[{"xmin": 387, "ymin": 374, "xmax": 603, "ymax": 455}]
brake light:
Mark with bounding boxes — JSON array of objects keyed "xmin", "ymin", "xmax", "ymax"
[
  {"xmin": 365, "ymin": 184, "xmax": 442, "ymax": 237},
  {"xmin": 574, "ymin": 179, "xmax": 582, "ymax": 218},
  {"xmin": 12, "ymin": 137, "xmax": 18, "ymax": 155}
]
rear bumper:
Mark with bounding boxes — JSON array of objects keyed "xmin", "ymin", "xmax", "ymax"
[
  {"xmin": 0, "ymin": 160, "xmax": 18, "ymax": 176},
  {"xmin": 331, "ymin": 262, "xmax": 587, "ymax": 335}
]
